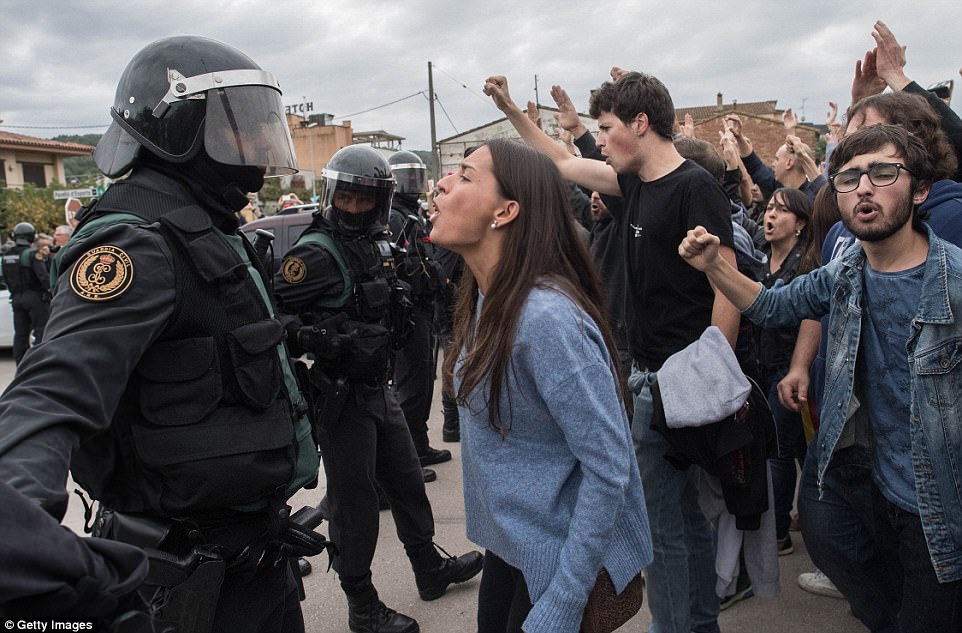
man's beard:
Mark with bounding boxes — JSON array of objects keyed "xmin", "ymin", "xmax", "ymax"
[{"xmin": 842, "ymin": 192, "xmax": 914, "ymax": 242}]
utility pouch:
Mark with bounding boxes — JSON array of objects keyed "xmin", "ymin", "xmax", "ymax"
[
  {"xmin": 355, "ymin": 278, "xmax": 391, "ymax": 321},
  {"xmin": 93, "ymin": 507, "xmax": 173, "ymax": 549},
  {"xmin": 307, "ymin": 364, "xmax": 350, "ymax": 430}
]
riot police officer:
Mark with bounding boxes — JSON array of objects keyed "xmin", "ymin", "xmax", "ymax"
[
  {"xmin": 274, "ymin": 145, "xmax": 482, "ymax": 633},
  {"xmin": 386, "ymin": 151, "xmax": 451, "ymax": 466},
  {"xmin": 1, "ymin": 222, "xmax": 51, "ymax": 362},
  {"xmin": 0, "ymin": 36, "xmax": 325, "ymax": 631}
]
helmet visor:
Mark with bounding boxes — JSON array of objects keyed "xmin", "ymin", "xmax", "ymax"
[
  {"xmin": 391, "ymin": 164, "xmax": 428, "ymax": 194},
  {"xmin": 321, "ymin": 173, "xmax": 394, "ymax": 232},
  {"xmin": 204, "ymin": 85, "xmax": 297, "ymax": 176}
]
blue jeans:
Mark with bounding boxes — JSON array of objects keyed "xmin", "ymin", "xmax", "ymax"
[
  {"xmin": 629, "ymin": 368, "xmax": 720, "ymax": 633},
  {"xmin": 764, "ymin": 368, "xmax": 807, "ymax": 540},
  {"xmin": 798, "ymin": 442, "xmax": 962, "ymax": 633}
]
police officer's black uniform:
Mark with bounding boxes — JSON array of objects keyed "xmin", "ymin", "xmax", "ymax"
[
  {"xmin": 0, "ymin": 37, "xmax": 324, "ymax": 632},
  {"xmin": 1, "ymin": 222, "xmax": 51, "ymax": 362},
  {"xmin": 274, "ymin": 145, "xmax": 482, "ymax": 633},
  {"xmin": 386, "ymin": 151, "xmax": 451, "ymax": 466}
]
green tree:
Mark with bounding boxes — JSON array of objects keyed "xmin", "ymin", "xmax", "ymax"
[
  {"xmin": 0, "ymin": 184, "xmax": 67, "ymax": 236},
  {"xmin": 53, "ymin": 134, "xmax": 101, "ymax": 182}
]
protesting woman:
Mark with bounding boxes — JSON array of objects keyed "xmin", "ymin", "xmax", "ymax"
[{"xmin": 429, "ymin": 139, "xmax": 652, "ymax": 633}]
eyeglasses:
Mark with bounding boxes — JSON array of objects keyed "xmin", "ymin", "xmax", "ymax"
[{"xmin": 830, "ymin": 162, "xmax": 914, "ymax": 193}]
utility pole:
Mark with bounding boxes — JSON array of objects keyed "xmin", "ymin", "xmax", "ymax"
[
  {"xmin": 534, "ymin": 74, "xmax": 540, "ymax": 109},
  {"xmin": 428, "ymin": 61, "xmax": 439, "ymax": 180}
]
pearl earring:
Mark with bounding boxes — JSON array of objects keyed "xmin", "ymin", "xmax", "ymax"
[
  {"xmin": 491, "ymin": 220, "xmax": 498, "ymax": 229},
  {"xmin": 795, "ymin": 229, "xmax": 802, "ymax": 237}
]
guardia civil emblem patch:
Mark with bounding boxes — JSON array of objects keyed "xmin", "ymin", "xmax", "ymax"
[
  {"xmin": 70, "ymin": 245, "xmax": 134, "ymax": 301},
  {"xmin": 282, "ymin": 256, "xmax": 307, "ymax": 283}
]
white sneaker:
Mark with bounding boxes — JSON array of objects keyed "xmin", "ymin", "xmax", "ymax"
[{"xmin": 797, "ymin": 569, "xmax": 844, "ymax": 599}]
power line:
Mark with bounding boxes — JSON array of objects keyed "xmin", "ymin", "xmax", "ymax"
[
  {"xmin": 434, "ymin": 94, "xmax": 459, "ymax": 135},
  {"xmin": 432, "ymin": 65, "xmax": 489, "ymax": 102},
  {"xmin": 336, "ymin": 92, "xmax": 425, "ymax": 119}
]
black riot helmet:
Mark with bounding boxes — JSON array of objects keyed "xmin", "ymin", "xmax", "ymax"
[
  {"xmin": 321, "ymin": 146, "xmax": 396, "ymax": 235},
  {"xmin": 387, "ymin": 150, "xmax": 428, "ymax": 195},
  {"xmin": 12, "ymin": 222, "xmax": 36, "ymax": 246},
  {"xmin": 93, "ymin": 36, "xmax": 297, "ymax": 179}
]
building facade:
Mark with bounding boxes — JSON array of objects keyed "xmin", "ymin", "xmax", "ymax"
[{"xmin": 0, "ymin": 130, "xmax": 93, "ymax": 189}]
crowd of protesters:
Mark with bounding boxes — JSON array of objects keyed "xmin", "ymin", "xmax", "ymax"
[{"xmin": 472, "ymin": 18, "xmax": 962, "ymax": 633}]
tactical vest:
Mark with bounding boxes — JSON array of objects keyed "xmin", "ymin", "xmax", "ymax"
[
  {"xmin": 67, "ymin": 175, "xmax": 318, "ymax": 519},
  {"xmin": 296, "ymin": 222, "xmax": 414, "ymax": 380},
  {"xmin": 297, "ymin": 223, "xmax": 400, "ymax": 322},
  {"xmin": 1, "ymin": 246, "xmax": 42, "ymax": 295}
]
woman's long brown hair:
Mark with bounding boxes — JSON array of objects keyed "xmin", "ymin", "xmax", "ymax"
[{"xmin": 441, "ymin": 138, "xmax": 624, "ymax": 435}]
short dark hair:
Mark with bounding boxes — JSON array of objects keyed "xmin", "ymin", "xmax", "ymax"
[
  {"xmin": 673, "ymin": 137, "xmax": 725, "ymax": 181},
  {"xmin": 588, "ymin": 72, "xmax": 675, "ymax": 140},
  {"xmin": 829, "ymin": 124, "xmax": 936, "ymax": 187},
  {"xmin": 846, "ymin": 92, "xmax": 957, "ymax": 180}
]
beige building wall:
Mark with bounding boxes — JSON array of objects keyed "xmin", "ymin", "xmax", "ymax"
[
  {"xmin": 0, "ymin": 149, "xmax": 67, "ymax": 188},
  {"xmin": 286, "ymin": 114, "xmax": 354, "ymax": 178}
]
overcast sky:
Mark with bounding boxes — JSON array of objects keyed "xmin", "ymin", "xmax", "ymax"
[{"xmin": 1, "ymin": 0, "xmax": 960, "ymax": 154}]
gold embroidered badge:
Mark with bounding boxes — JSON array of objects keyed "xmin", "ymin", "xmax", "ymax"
[
  {"xmin": 70, "ymin": 245, "xmax": 134, "ymax": 301},
  {"xmin": 282, "ymin": 256, "xmax": 307, "ymax": 283}
]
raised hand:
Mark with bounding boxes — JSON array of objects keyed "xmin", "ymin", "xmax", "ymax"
[
  {"xmin": 782, "ymin": 107, "xmax": 798, "ymax": 131},
  {"xmin": 679, "ymin": 113, "xmax": 695, "ymax": 138},
  {"xmin": 852, "ymin": 49, "xmax": 887, "ymax": 104},
  {"xmin": 723, "ymin": 114, "xmax": 742, "ymax": 138},
  {"xmin": 786, "ymin": 134, "xmax": 818, "ymax": 179},
  {"xmin": 718, "ymin": 130, "xmax": 739, "ymax": 169},
  {"xmin": 526, "ymin": 101, "xmax": 543, "ymax": 130},
  {"xmin": 826, "ymin": 101, "xmax": 838, "ymax": 126},
  {"xmin": 872, "ymin": 20, "xmax": 910, "ymax": 90},
  {"xmin": 550, "ymin": 85, "xmax": 587, "ymax": 135},
  {"xmin": 483, "ymin": 75, "xmax": 516, "ymax": 113}
]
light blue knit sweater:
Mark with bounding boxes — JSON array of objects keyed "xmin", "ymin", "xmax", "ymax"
[{"xmin": 457, "ymin": 285, "xmax": 653, "ymax": 633}]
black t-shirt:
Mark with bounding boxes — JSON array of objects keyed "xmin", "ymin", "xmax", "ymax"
[{"xmin": 614, "ymin": 159, "xmax": 734, "ymax": 369}]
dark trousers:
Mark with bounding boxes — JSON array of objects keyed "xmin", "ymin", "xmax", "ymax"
[
  {"xmin": 764, "ymin": 368, "xmax": 807, "ymax": 539},
  {"xmin": 477, "ymin": 551, "xmax": 532, "ymax": 633},
  {"xmin": 318, "ymin": 383, "xmax": 435, "ymax": 579},
  {"xmin": 213, "ymin": 563, "xmax": 304, "ymax": 633},
  {"xmin": 11, "ymin": 291, "xmax": 48, "ymax": 362},
  {"xmin": 799, "ymin": 444, "xmax": 962, "ymax": 633},
  {"xmin": 392, "ymin": 307, "xmax": 437, "ymax": 450}
]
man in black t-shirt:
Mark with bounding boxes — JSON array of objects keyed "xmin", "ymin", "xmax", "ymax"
[{"xmin": 485, "ymin": 71, "xmax": 738, "ymax": 633}]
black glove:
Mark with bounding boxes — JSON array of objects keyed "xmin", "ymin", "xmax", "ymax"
[{"xmin": 296, "ymin": 313, "xmax": 352, "ymax": 360}]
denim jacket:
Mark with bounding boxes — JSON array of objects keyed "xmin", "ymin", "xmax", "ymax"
[{"xmin": 743, "ymin": 225, "xmax": 962, "ymax": 583}]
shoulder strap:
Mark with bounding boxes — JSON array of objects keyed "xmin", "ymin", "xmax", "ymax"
[{"xmin": 295, "ymin": 230, "xmax": 353, "ymax": 308}]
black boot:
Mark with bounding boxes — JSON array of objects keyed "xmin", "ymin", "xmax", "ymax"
[
  {"xmin": 343, "ymin": 580, "xmax": 419, "ymax": 633},
  {"xmin": 441, "ymin": 392, "xmax": 460, "ymax": 443},
  {"xmin": 418, "ymin": 446, "xmax": 452, "ymax": 466},
  {"xmin": 411, "ymin": 544, "xmax": 483, "ymax": 601},
  {"xmin": 421, "ymin": 468, "xmax": 437, "ymax": 483},
  {"xmin": 414, "ymin": 430, "xmax": 452, "ymax": 466}
]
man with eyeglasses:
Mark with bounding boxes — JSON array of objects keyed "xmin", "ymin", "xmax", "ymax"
[{"xmin": 677, "ymin": 123, "xmax": 962, "ymax": 633}]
